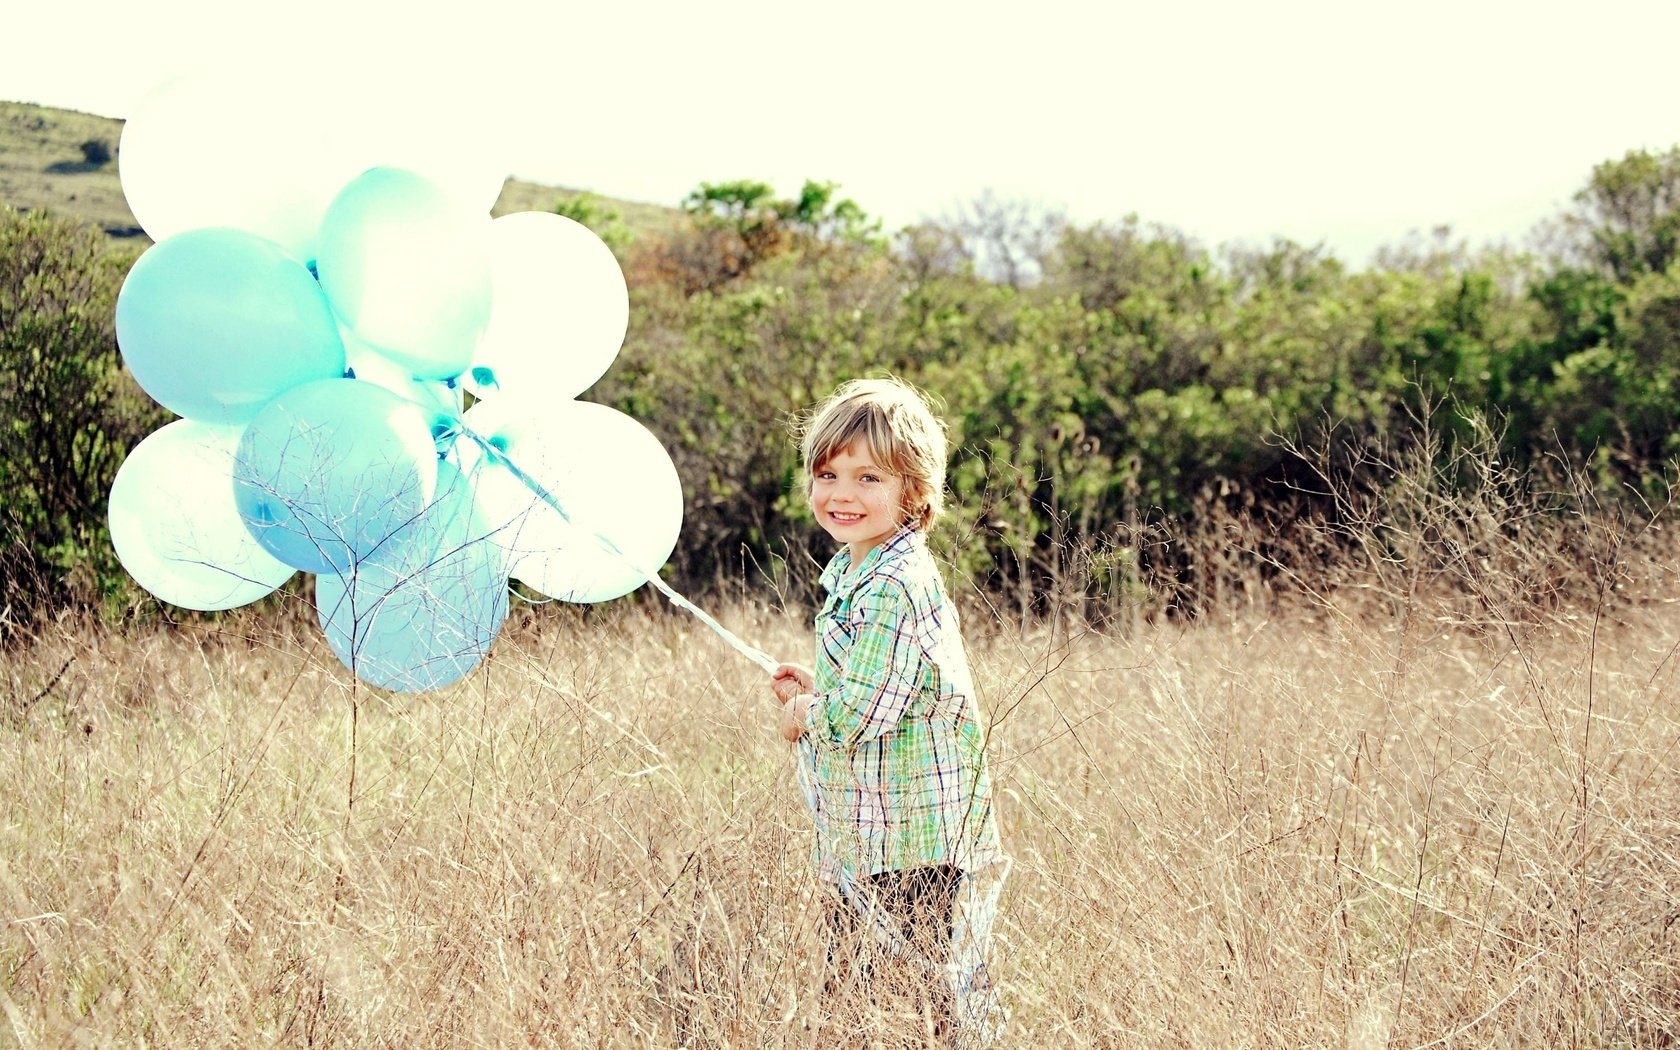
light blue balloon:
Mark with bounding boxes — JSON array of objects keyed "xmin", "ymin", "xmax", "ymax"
[
  {"xmin": 314, "ymin": 464, "xmax": 509, "ymax": 691},
  {"xmin": 115, "ymin": 227, "xmax": 346, "ymax": 425},
  {"xmin": 315, "ymin": 166, "xmax": 492, "ymax": 380},
  {"xmin": 233, "ymin": 378, "xmax": 445, "ymax": 574}
]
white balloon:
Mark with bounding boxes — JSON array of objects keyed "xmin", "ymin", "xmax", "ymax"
[
  {"xmin": 118, "ymin": 70, "xmax": 363, "ymax": 264},
  {"xmin": 466, "ymin": 212, "xmax": 629, "ymax": 401},
  {"xmin": 315, "ymin": 167, "xmax": 493, "ymax": 379},
  {"xmin": 459, "ymin": 398, "xmax": 682, "ymax": 603},
  {"xmin": 109, "ymin": 420, "xmax": 295, "ymax": 610}
]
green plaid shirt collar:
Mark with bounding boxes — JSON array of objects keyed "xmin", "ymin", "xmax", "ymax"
[{"xmin": 817, "ymin": 525, "xmax": 921, "ymax": 596}]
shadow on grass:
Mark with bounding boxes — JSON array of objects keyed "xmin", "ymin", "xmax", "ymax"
[{"xmin": 44, "ymin": 160, "xmax": 109, "ymax": 175}]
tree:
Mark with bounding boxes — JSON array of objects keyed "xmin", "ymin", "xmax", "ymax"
[
  {"xmin": 781, "ymin": 180, "xmax": 882, "ymax": 247},
  {"xmin": 636, "ymin": 179, "xmax": 883, "ymax": 296},
  {"xmin": 1561, "ymin": 147, "xmax": 1680, "ymax": 284},
  {"xmin": 941, "ymin": 189, "xmax": 1065, "ymax": 289},
  {"xmin": 1040, "ymin": 214, "xmax": 1205, "ymax": 315},
  {"xmin": 79, "ymin": 138, "xmax": 112, "ymax": 167}
]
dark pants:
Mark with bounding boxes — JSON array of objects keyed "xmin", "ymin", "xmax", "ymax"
[{"xmin": 822, "ymin": 865, "xmax": 962, "ymax": 1046}]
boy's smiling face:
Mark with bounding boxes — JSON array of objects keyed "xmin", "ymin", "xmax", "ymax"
[{"xmin": 810, "ymin": 439, "xmax": 906, "ymax": 563}]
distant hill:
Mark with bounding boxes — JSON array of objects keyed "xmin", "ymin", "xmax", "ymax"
[
  {"xmin": 1, "ymin": 102, "xmax": 139, "ymax": 237},
  {"xmin": 0, "ymin": 99, "xmax": 683, "ymax": 247}
]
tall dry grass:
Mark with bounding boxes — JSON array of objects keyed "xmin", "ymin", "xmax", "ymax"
[{"xmin": 3, "ymin": 436, "xmax": 1680, "ymax": 1047}]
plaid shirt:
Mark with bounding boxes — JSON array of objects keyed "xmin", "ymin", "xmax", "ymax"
[{"xmin": 799, "ymin": 527, "xmax": 1002, "ymax": 881}]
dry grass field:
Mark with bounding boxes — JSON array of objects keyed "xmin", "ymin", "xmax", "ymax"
[{"xmin": 4, "ymin": 508, "xmax": 1679, "ymax": 1049}]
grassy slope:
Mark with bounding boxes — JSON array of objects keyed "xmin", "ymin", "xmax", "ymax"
[
  {"xmin": 0, "ymin": 102, "xmax": 138, "ymax": 237},
  {"xmin": 0, "ymin": 99, "xmax": 684, "ymax": 245}
]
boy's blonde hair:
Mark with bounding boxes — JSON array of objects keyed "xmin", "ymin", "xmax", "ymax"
[{"xmin": 798, "ymin": 377, "xmax": 948, "ymax": 532}]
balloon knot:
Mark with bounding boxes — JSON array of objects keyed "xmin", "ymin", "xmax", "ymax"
[{"xmin": 430, "ymin": 416, "xmax": 461, "ymax": 455}]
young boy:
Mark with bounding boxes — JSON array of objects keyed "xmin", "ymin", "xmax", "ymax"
[{"xmin": 770, "ymin": 377, "xmax": 1003, "ymax": 1044}]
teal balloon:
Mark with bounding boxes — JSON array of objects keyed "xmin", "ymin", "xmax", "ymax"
[
  {"xmin": 115, "ymin": 227, "xmax": 346, "ymax": 425},
  {"xmin": 233, "ymin": 378, "xmax": 445, "ymax": 574},
  {"xmin": 314, "ymin": 464, "xmax": 509, "ymax": 691},
  {"xmin": 315, "ymin": 166, "xmax": 492, "ymax": 380}
]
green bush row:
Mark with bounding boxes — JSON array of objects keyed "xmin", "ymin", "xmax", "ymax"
[
  {"xmin": 8, "ymin": 150, "xmax": 1680, "ymax": 624},
  {"xmin": 604, "ymin": 161, "xmax": 1680, "ymax": 610}
]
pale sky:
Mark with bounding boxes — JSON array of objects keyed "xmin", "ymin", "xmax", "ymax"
[{"xmin": 8, "ymin": 0, "xmax": 1680, "ymax": 266}]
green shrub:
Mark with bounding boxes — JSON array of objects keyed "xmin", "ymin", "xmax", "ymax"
[
  {"xmin": 79, "ymin": 138, "xmax": 112, "ymax": 167},
  {"xmin": 553, "ymin": 192, "xmax": 630, "ymax": 251},
  {"xmin": 0, "ymin": 208, "xmax": 163, "ymax": 628}
]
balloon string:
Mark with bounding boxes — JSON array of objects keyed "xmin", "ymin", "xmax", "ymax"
[{"xmin": 454, "ymin": 425, "xmax": 780, "ymax": 675}]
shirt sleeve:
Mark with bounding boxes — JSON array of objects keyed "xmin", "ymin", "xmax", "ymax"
[{"xmin": 803, "ymin": 578, "xmax": 923, "ymax": 751}]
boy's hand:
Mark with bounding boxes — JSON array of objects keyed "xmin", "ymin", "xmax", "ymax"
[
  {"xmin": 780, "ymin": 693, "xmax": 812, "ymax": 742},
  {"xmin": 770, "ymin": 663, "xmax": 813, "ymax": 705}
]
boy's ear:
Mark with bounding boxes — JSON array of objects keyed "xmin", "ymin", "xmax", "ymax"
[{"xmin": 901, "ymin": 493, "xmax": 927, "ymax": 528}]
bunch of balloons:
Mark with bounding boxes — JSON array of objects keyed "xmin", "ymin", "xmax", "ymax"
[{"xmin": 106, "ymin": 71, "xmax": 684, "ymax": 692}]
